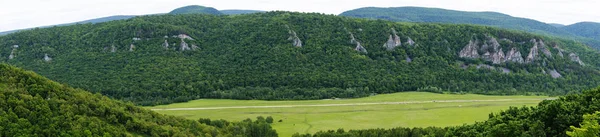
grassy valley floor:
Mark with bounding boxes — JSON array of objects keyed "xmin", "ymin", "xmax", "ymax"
[{"xmin": 147, "ymin": 92, "xmax": 551, "ymax": 136}]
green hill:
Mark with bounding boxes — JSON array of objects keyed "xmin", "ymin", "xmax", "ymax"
[
  {"xmin": 221, "ymin": 9, "xmax": 265, "ymax": 15},
  {"xmin": 169, "ymin": 5, "xmax": 223, "ymax": 15},
  {"xmin": 1, "ymin": 12, "xmax": 600, "ymax": 106},
  {"xmin": 340, "ymin": 7, "xmax": 573, "ymax": 36},
  {"xmin": 0, "ymin": 64, "xmax": 277, "ymax": 136},
  {"xmin": 563, "ymin": 22, "xmax": 600, "ymax": 40}
]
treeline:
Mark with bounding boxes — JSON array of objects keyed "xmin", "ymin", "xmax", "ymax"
[
  {"xmin": 295, "ymin": 86, "xmax": 600, "ymax": 137},
  {"xmin": 1, "ymin": 12, "xmax": 600, "ymax": 105},
  {"xmin": 0, "ymin": 64, "xmax": 277, "ymax": 136}
]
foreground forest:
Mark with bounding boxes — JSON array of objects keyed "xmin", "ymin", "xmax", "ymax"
[
  {"xmin": 1, "ymin": 12, "xmax": 600, "ymax": 105},
  {"xmin": 0, "ymin": 64, "xmax": 277, "ymax": 136}
]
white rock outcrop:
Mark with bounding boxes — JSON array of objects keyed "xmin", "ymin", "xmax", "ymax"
[
  {"xmin": 569, "ymin": 53, "xmax": 585, "ymax": 66},
  {"xmin": 163, "ymin": 40, "xmax": 170, "ymax": 49},
  {"xmin": 43, "ymin": 54, "xmax": 52, "ymax": 62},
  {"xmin": 129, "ymin": 44, "xmax": 135, "ymax": 51},
  {"xmin": 383, "ymin": 28, "xmax": 402, "ymax": 50},
  {"xmin": 180, "ymin": 39, "xmax": 191, "ymax": 51}
]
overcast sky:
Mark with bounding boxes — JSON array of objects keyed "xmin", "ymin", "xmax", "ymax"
[{"xmin": 1, "ymin": 0, "xmax": 599, "ymax": 32}]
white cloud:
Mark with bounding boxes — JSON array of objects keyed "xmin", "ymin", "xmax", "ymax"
[{"xmin": 0, "ymin": 0, "xmax": 599, "ymax": 32}]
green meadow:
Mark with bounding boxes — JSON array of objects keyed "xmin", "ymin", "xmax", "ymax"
[{"xmin": 148, "ymin": 92, "xmax": 550, "ymax": 136}]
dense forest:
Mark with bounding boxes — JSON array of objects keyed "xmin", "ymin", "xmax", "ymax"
[
  {"xmin": 1, "ymin": 12, "xmax": 600, "ymax": 105},
  {"xmin": 296, "ymin": 86, "xmax": 600, "ymax": 137},
  {"xmin": 0, "ymin": 63, "xmax": 277, "ymax": 136}
]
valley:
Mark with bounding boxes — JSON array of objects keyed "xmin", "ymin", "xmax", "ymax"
[
  {"xmin": 148, "ymin": 92, "xmax": 549, "ymax": 136},
  {"xmin": 2, "ymin": 3, "xmax": 600, "ymax": 137}
]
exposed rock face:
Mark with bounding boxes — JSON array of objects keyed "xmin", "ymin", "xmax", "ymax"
[
  {"xmin": 8, "ymin": 45, "xmax": 18, "ymax": 59},
  {"xmin": 129, "ymin": 44, "xmax": 135, "ymax": 51},
  {"xmin": 111, "ymin": 45, "xmax": 117, "ymax": 53},
  {"xmin": 505, "ymin": 47, "xmax": 524, "ymax": 63},
  {"xmin": 525, "ymin": 39, "xmax": 539, "ymax": 63},
  {"xmin": 569, "ymin": 53, "xmax": 585, "ymax": 66},
  {"xmin": 480, "ymin": 36, "xmax": 501, "ymax": 52},
  {"xmin": 383, "ymin": 28, "xmax": 402, "ymax": 50},
  {"xmin": 354, "ymin": 44, "xmax": 367, "ymax": 53},
  {"xmin": 348, "ymin": 32, "xmax": 366, "ymax": 53},
  {"xmin": 180, "ymin": 39, "xmax": 191, "ymax": 51},
  {"xmin": 459, "ymin": 40, "xmax": 480, "ymax": 59},
  {"xmin": 162, "ymin": 40, "xmax": 170, "ymax": 49},
  {"xmin": 43, "ymin": 54, "xmax": 52, "ymax": 62},
  {"xmin": 553, "ymin": 45, "xmax": 564, "ymax": 58},
  {"xmin": 490, "ymin": 48, "xmax": 505, "ymax": 64},
  {"xmin": 549, "ymin": 69, "xmax": 562, "ymax": 78},
  {"xmin": 191, "ymin": 44, "xmax": 199, "ymax": 50},
  {"xmin": 406, "ymin": 57, "xmax": 412, "ymax": 62},
  {"xmin": 406, "ymin": 37, "xmax": 415, "ymax": 46},
  {"xmin": 538, "ymin": 40, "xmax": 552, "ymax": 58},
  {"xmin": 133, "ymin": 37, "xmax": 142, "ymax": 41},
  {"xmin": 287, "ymin": 29, "xmax": 302, "ymax": 47},
  {"xmin": 177, "ymin": 34, "xmax": 194, "ymax": 40}
]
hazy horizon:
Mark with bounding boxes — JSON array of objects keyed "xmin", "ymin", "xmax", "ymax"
[{"xmin": 1, "ymin": 0, "xmax": 599, "ymax": 32}]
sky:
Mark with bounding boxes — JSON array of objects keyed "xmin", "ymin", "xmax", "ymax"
[{"xmin": 1, "ymin": 0, "xmax": 599, "ymax": 32}]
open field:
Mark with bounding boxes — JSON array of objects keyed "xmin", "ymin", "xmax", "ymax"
[{"xmin": 147, "ymin": 92, "xmax": 552, "ymax": 136}]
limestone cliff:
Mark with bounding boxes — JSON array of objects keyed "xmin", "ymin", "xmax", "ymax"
[
  {"xmin": 383, "ymin": 28, "xmax": 402, "ymax": 50},
  {"xmin": 43, "ymin": 54, "xmax": 52, "ymax": 62},
  {"xmin": 553, "ymin": 45, "xmax": 564, "ymax": 58},
  {"xmin": 459, "ymin": 40, "xmax": 479, "ymax": 59},
  {"xmin": 348, "ymin": 32, "xmax": 367, "ymax": 53},
  {"xmin": 525, "ymin": 39, "xmax": 539, "ymax": 63},
  {"xmin": 549, "ymin": 69, "xmax": 562, "ymax": 78},
  {"xmin": 569, "ymin": 53, "xmax": 585, "ymax": 66},
  {"xmin": 538, "ymin": 40, "xmax": 552, "ymax": 58},
  {"xmin": 129, "ymin": 44, "xmax": 135, "ymax": 51},
  {"xmin": 505, "ymin": 47, "xmax": 524, "ymax": 63},
  {"xmin": 8, "ymin": 45, "xmax": 18, "ymax": 59},
  {"xmin": 163, "ymin": 40, "xmax": 170, "ymax": 49},
  {"xmin": 406, "ymin": 37, "xmax": 415, "ymax": 46},
  {"xmin": 354, "ymin": 44, "xmax": 367, "ymax": 53},
  {"xmin": 180, "ymin": 39, "xmax": 191, "ymax": 51},
  {"xmin": 286, "ymin": 25, "xmax": 303, "ymax": 47},
  {"xmin": 111, "ymin": 45, "xmax": 117, "ymax": 53}
]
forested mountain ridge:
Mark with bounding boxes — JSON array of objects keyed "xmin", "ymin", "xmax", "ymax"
[
  {"xmin": 562, "ymin": 22, "xmax": 600, "ymax": 40},
  {"xmin": 169, "ymin": 5, "xmax": 223, "ymax": 15},
  {"xmin": 1, "ymin": 12, "xmax": 600, "ymax": 105},
  {"xmin": 340, "ymin": 7, "xmax": 573, "ymax": 36},
  {"xmin": 0, "ymin": 63, "xmax": 277, "ymax": 136}
]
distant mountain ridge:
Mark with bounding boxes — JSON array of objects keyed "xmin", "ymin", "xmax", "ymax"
[
  {"xmin": 340, "ymin": 7, "xmax": 573, "ymax": 37},
  {"xmin": 562, "ymin": 22, "xmax": 600, "ymax": 40},
  {"xmin": 169, "ymin": 5, "xmax": 223, "ymax": 15},
  {"xmin": 0, "ymin": 5, "xmax": 256, "ymax": 35},
  {"xmin": 220, "ymin": 9, "xmax": 265, "ymax": 15}
]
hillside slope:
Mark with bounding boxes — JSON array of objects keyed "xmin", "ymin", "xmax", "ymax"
[
  {"xmin": 0, "ymin": 64, "xmax": 277, "ymax": 136},
  {"xmin": 563, "ymin": 22, "xmax": 600, "ymax": 40},
  {"xmin": 221, "ymin": 10, "xmax": 265, "ymax": 15},
  {"xmin": 169, "ymin": 5, "xmax": 223, "ymax": 15},
  {"xmin": 340, "ymin": 7, "xmax": 573, "ymax": 36},
  {"xmin": 1, "ymin": 12, "xmax": 600, "ymax": 105}
]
